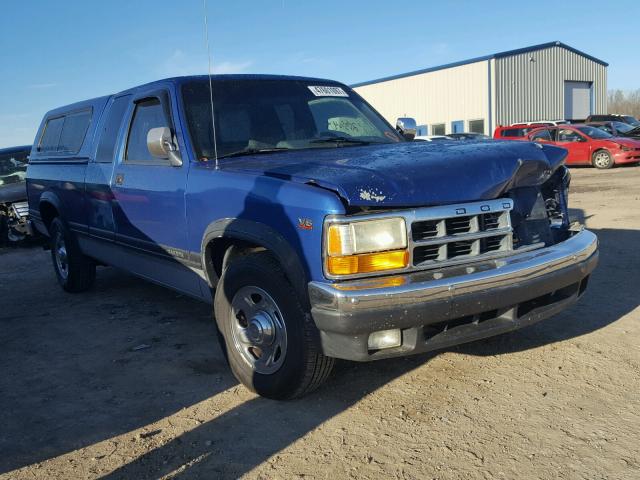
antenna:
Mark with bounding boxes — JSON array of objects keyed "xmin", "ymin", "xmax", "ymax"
[{"xmin": 202, "ymin": 0, "xmax": 219, "ymax": 167}]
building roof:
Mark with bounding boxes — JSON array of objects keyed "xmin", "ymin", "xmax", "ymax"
[{"xmin": 351, "ymin": 41, "xmax": 608, "ymax": 88}]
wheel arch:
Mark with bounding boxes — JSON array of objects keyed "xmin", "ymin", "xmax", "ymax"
[
  {"xmin": 201, "ymin": 218, "xmax": 310, "ymax": 308},
  {"xmin": 39, "ymin": 192, "xmax": 64, "ymax": 233}
]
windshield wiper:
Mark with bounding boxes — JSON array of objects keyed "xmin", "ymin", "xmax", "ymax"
[
  {"xmin": 310, "ymin": 136, "xmax": 372, "ymax": 146},
  {"xmin": 217, "ymin": 147, "xmax": 291, "ymax": 159}
]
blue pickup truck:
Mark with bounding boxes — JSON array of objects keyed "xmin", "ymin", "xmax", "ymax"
[{"xmin": 27, "ymin": 75, "xmax": 598, "ymax": 399}]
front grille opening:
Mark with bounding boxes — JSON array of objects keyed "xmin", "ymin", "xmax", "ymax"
[
  {"xmin": 481, "ymin": 212, "xmax": 502, "ymax": 230},
  {"xmin": 447, "ymin": 239, "xmax": 476, "ymax": 258},
  {"xmin": 445, "ymin": 216, "xmax": 474, "ymax": 235},
  {"xmin": 517, "ymin": 282, "xmax": 579, "ymax": 317},
  {"xmin": 423, "ymin": 309, "xmax": 499, "ymax": 341},
  {"xmin": 578, "ymin": 276, "xmax": 590, "ymax": 296},
  {"xmin": 480, "ymin": 235, "xmax": 506, "ymax": 253},
  {"xmin": 414, "ymin": 244, "xmax": 441, "ymax": 264},
  {"xmin": 412, "ymin": 219, "xmax": 440, "ymax": 241}
]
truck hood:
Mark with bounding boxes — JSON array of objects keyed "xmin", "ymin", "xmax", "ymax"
[
  {"xmin": 218, "ymin": 140, "xmax": 567, "ymax": 207},
  {"xmin": 0, "ymin": 181, "xmax": 27, "ymax": 204}
]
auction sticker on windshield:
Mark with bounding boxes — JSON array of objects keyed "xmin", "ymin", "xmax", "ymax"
[{"xmin": 308, "ymin": 86, "xmax": 349, "ymax": 97}]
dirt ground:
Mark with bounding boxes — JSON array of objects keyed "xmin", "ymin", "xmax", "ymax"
[{"xmin": 1, "ymin": 166, "xmax": 639, "ymax": 480}]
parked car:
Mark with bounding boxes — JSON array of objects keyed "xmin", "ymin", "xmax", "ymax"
[
  {"xmin": 493, "ymin": 124, "xmax": 551, "ymax": 140},
  {"xmin": 447, "ymin": 133, "xmax": 491, "ymax": 141},
  {"xmin": 587, "ymin": 121, "xmax": 640, "ymax": 140},
  {"xmin": 27, "ymin": 75, "xmax": 598, "ymax": 399},
  {"xmin": 586, "ymin": 114, "xmax": 640, "ymax": 127},
  {"xmin": 527, "ymin": 124, "xmax": 640, "ymax": 169},
  {"xmin": 0, "ymin": 145, "xmax": 31, "ymax": 243},
  {"xmin": 414, "ymin": 135, "xmax": 454, "ymax": 141},
  {"xmin": 511, "ymin": 121, "xmax": 567, "ymax": 127}
]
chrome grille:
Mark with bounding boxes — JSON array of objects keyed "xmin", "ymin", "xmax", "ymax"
[
  {"xmin": 11, "ymin": 201, "xmax": 29, "ymax": 219},
  {"xmin": 410, "ymin": 199, "xmax": 514, "ymax": 268}
]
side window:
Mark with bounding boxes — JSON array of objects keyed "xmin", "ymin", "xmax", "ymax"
[
  {"xmin": 501, "ymin": 128, "xmax": 523, "ymax": 137},
  {"xmin": 557, "ymin": 129, "xmax": 582, "ymax": 142},
  {"xmin": 530, "ymin": 129, "xmax": 552, "ymax": 142},
  {"xmin": 125, "ymin": 98, "xmax": 167, "ymax": 162},
  {"xmin": 39, "ymin": 117, "xmax": 65, "ymax": 152},
  {"xmin": 96, "ymin": 96, "xmax": 131, "ymax": 163},
  {"xmin": 58, "ymin": 110, "xmax": 92, "ymax": 154}
]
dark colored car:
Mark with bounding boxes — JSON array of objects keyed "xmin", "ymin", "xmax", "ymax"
[
  {"xmin": 586, "ymin": 114, "xmax": 640, "ymax": 127},
  {"xmin": 27, "ymin": 75, "xmax": 597, "ymax": 399},
  {"xmin": 527, "ymin": 124, "xmax": 640, "ymax": 169},
  {"xmin": 447, "ymin": 133, "xmax": 491, "ymax": 141},
  {"xmin": 587, "ymin": 121, "xmax": 640, "ymax": 140},
  {"xmin": 0, "ymin": 145, "xmax": 31, "ymax": 243}
]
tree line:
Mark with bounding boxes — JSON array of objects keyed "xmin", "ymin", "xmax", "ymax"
[{"xmin": 608, "ymin": 89, "xmax": 640, "ymax": 118}]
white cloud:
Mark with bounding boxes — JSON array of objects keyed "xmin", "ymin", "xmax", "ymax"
[
  {"xmin": 212, "ymin": 60, "xmax": 253, "ymax": 74},
  {"xmin": 159, "ymin": 49, "xmax": 253, "ymax": 77}
]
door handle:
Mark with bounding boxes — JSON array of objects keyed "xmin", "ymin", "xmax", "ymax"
[{"xmin": 115, "ymin": 173, "xmax": 124, "ymax": 186}]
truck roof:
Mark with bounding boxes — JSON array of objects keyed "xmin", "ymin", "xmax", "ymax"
[{"xmin": 42, "ymin": 74, "xmax": 344, "ymax": 120}]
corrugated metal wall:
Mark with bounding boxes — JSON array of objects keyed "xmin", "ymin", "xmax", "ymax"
[
  {"xmin": 353, "ymin": 61, "xmax": 490, "ymax": 134},
  {"xmin": 495, "ymin": 46, "xmax": 607, "ymax": 125}
]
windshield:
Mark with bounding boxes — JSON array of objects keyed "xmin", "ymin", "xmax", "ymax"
[
  {"xmin": 181, "ymin": 79, "xmax": 401, "ymax": 159},
  {"xmin": 0, "ymin": 148, "xmax": 29, "ymax": 186},
  {"xmin": 577, "ymin": 126, "xmax": 613, "ymax": 139},
  {"xmin": 611, "ymin": 121, "xmax": 634, "ymax": 133},
  {"xmin": 621, "ymin": 115, "xmax": 640, "ymax": 126}
]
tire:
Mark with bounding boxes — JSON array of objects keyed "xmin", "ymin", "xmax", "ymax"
[
  {"xmin": 214, "ymin": 252, "xmax": 334, "ymax": 400},
  {"xmin": 592, "ymin": 149, "xmax": 614, "ymax": 169},
  {"xmin": 49, "ymin": 217, "xmax": 96, "ymax": 292}
]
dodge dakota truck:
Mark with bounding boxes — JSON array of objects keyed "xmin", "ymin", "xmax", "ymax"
[{"xmin": 26, "ymin": 75, "xmax": 598, "ymax": 399}]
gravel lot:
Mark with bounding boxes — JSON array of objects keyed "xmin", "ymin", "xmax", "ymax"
[{"xmin": 1, "ymin": 167, "xmax": 639, "ymax": 480}]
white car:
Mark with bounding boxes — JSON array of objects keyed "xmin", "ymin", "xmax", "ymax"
[{"xmin": 414, "ymin": 135, "xmax": 454, "ymax": 142}]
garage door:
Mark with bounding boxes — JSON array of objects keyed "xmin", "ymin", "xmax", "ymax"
[{"xmin": 564, "ymin": 81, "xmax": 592, "ymax": 120}]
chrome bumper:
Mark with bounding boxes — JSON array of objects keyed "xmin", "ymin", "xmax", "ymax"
[{"xmin": 309, "ymin": 228, "xmax": 598, "ymax": 361}]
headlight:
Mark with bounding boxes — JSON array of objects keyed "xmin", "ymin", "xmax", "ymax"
[{"xmin": 325, "ymin": 217, "xmax": 409, "ymax": 276}]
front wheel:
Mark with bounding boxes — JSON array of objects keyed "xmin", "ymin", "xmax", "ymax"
[
  {"xmin": 49, "ymin": 217, "xmax": 96, "ymax": 292},
  {"xmin": 214, "ymin": 252, "xmax": 334, "ymax": 400},
  {"xmin": 592, "ymin": 149, "xmax": 614, "ymax": 169}
]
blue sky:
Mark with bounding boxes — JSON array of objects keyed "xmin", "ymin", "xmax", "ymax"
[{"xmin": 1, "ymin": 0, "xmax": 638, "ymax": 148}]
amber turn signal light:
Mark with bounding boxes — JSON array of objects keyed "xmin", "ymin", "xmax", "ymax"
[{"xmin": 327, "ymin": 249, "xmax": 409, "ymax": 276}]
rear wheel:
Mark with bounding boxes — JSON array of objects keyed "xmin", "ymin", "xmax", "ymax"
[
  {"xmin": 592, "ymin": 149, "xmax": 614, "ymax": 169},
  {"xmin": 214, "ymin": 252, "xmax": 334, "ymax": 399},
  {"xmin": 49, "ymin": 217, "xmax": 96, "ymax": 292}
]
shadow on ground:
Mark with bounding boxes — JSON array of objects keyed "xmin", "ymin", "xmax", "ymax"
[{"xmin": 1, "ymin": 223, "xmax": 637, "ymax": 478}]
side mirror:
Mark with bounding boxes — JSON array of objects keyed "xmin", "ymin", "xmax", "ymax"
[
  {"xmin": 396, "ymin": 117, "xmax": 417, "ymax": 141},
  {"xmin": 147, "ymin": 127, "xmax": 182, "ymax": 166}
]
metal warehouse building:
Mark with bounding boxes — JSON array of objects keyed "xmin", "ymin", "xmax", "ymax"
[{"xmin": 352, "ymin": 41, "xmax": 608, "ymax": 136}]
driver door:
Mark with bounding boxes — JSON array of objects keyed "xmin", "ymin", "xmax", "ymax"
[{"xmin": 555, "ymin": 128, "xmax": 591, "ymax": 165}]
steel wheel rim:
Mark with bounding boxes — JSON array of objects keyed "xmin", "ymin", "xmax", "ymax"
[
  {"xmin": 54, "ymin": 231, "xmax": 69, "ymax": 280},
  {"xmin": 594, "ymin": 152, "xmax": 610, "ymax": 168},
  {"xmin": 229, "ymin": 286, "xmax": 288, "ymax": 375}
]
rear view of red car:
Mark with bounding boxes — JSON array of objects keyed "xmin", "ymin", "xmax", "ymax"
[{"xmin": 527, "ymin": 125, "xmax": 640, "ymax": 169}]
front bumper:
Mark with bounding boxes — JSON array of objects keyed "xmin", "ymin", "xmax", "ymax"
[
  {"xmin": 309, "ymin": 228, "xmax": 598, "ymax": 361},
  {"xmin": 614, "ymin": 151, "xmax": 640, "ymax": 164}
]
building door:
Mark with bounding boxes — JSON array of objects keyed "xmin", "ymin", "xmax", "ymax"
[
  {"xmin": 564, "ymin": 82, "xmax": 592, "ymax": 120},
  {"xmin": 451, "ymin": 120, "xmax": 464, "ymax": 133}
]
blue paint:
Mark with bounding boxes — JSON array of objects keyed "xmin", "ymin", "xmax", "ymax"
[{"xmin": 27, "ymin": 74, "xmax": 569, "ymax": 293}]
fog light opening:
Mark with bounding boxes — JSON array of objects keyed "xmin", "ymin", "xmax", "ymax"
[{"xmin": 368, "ymin": 329, "xmax": 402, "ymax": 350}]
